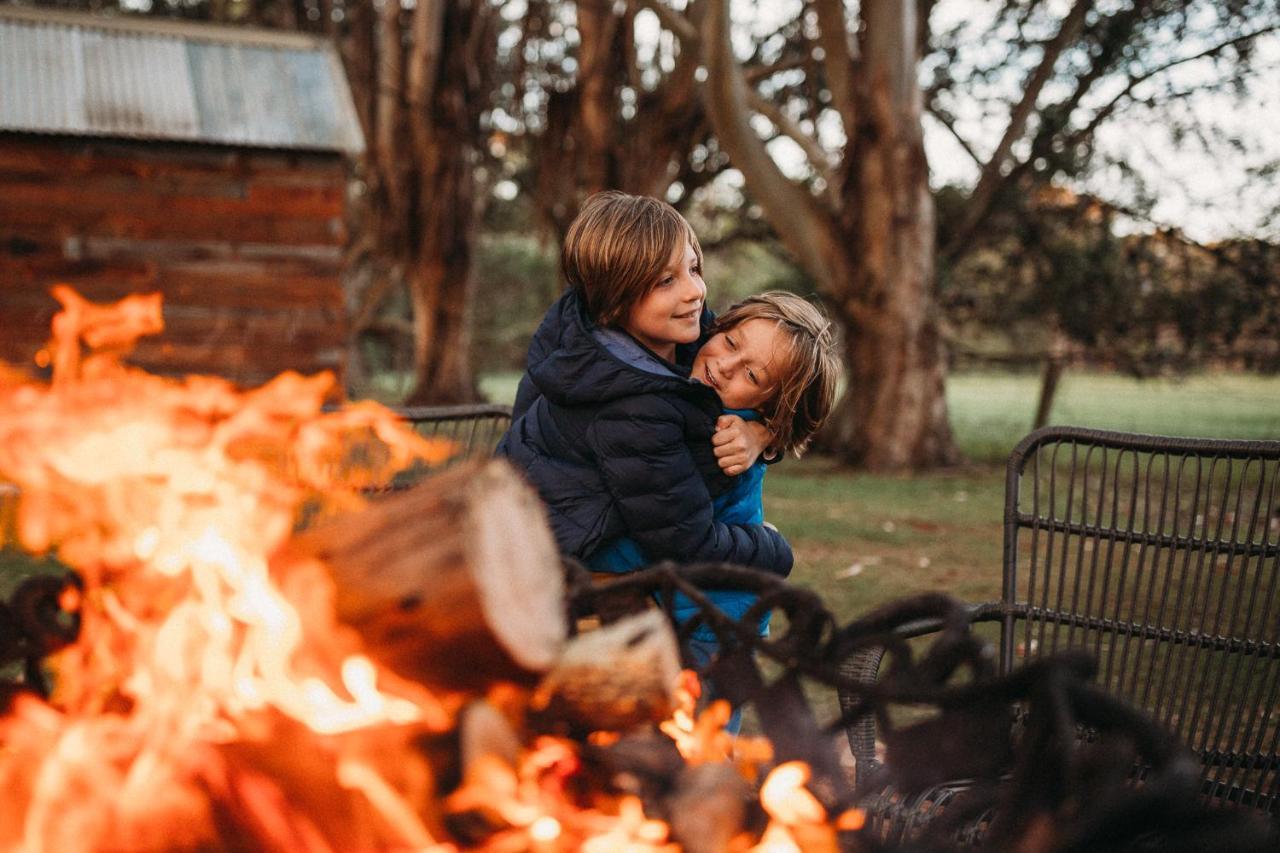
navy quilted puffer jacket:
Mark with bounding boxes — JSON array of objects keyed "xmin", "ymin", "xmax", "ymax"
[{"xmin": 496, "ymin": 290, "xmax": 792, "ymax": 576}]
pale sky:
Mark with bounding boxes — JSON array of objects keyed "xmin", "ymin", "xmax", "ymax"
[
  {"xmin": 922, "ymin": 1, "xmax": 1280, "ymax": 243},
  {"xmin": 688, "ymin": 0, "xmax": 1280, "ymax": 243}
]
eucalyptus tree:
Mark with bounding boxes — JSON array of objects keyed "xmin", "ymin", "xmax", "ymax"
[
  {"xmin": 931, "ymin": 0, "xmax": 1280, "ymax": 424},
  {"xmin": 331, "ymin": 0, "xmax": 498, "ymax": 404},
  {"xmin": 645, "ymin": 0, "xmax": 1280, "ymax": 469}
]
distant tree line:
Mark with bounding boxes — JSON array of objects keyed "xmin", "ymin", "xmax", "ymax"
[{"xmin": 15, "ymin": 0, "xmax": 1280, "ymax": 469}]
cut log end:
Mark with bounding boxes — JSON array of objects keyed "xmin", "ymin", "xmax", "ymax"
[
  {"xmin": 463, "ymin": 461, "xmax": 566, "ymax": 673},
  {"xmin": 284, "ymin": 458, "xmax": 567, "ymax": 691},
  {"xmin": 532, "ymin": 609, "xmax": 682, "ymax": 732}
]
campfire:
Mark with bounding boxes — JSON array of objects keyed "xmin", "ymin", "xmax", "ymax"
[
  {"xmin": 0, "ymin": 288, "xmax": 855, "ymax": 852},
  {"xmin": 2, "ymin": 288, "xmax": 1275, "ymax": 853}
]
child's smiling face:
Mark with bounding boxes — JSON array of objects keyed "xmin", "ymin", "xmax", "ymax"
[
  {"xmin": 693, "ymin": 318, "xmax": 791, "ymax": 410},
  {"xmin": 620, "ymin": 240, "xmax": 705, "ymax": 360}
]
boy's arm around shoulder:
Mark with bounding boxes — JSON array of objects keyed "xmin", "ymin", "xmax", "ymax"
[
  {"xmin": 713, "ymin": 415, "xmax": 777, "ymax": 475},
  {"xmin": 587, "ymin": 397, "xmax": 793, "ymax": 576}
]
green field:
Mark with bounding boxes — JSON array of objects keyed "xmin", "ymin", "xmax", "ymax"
[
  {"xmin": 485, "ymin": 368, "xmax": 1280, "ymax": 460},
  {"xmin": 947, "ymin": 370, "xmax": 1280, "ymax": 462},
  {"xmin": 744, "ymin": 370, "xmax": 1280, "ymax": 728},
  {"xmin": 483, "ymin": 369, "xmax": 1280, "ymax": 624}
]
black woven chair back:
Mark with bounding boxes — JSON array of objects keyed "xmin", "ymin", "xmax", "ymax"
[
  {"xmin": 303, "ymin": 403, "xmax": 512, "ymax": 497},
  {"xmin": 1003, "ymin": 427, "xmax": 1280, "ymax": 813},
  {"xmin": 392, "ymin": 404, "xmax": 512, "ymax": 464}
]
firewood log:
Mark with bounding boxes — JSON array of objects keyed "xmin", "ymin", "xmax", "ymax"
[
  {"xmin": 458, "ymin": 700, "xmax": 521, "ymax": 774},
  {"xmin": 666, "ymin": 763, "xmax": 753, "ymax": 853},
  {"xmin": 286, "ymin": 459, "xmax": 567, "ymax": 691},
  {"xmin": 531, "ymin": 609, "xmax": 681, "ymax": 732}
]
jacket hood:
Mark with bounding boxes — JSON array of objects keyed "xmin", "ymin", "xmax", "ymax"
[{"xmin": 527, "ymin": 290, "xmax": 719, "ymax": 410}]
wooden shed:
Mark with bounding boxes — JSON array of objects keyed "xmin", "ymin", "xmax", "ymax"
[{"xmin": 0, "ymin": 5, "xmax": 364, "ymax": 387}]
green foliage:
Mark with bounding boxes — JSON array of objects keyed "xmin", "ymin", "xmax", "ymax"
[
  {"xmin": 939, "ymin": 183, "xmax": 1280, "ymax": 375},
  {"xmin": 471, "ymin": 234, "xmax": 561, "ymax": 375},
  {"xmin": 703, "ymin": 240, "xmax": 815, "ymax": 312}
]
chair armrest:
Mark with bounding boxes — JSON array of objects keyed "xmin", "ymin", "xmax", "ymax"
[
  {"xmin": 834, "ymin": 600, "xmax": 1003, "ymax": 784},
  {"xmin": 838, "ymin": 644, "xmax": 886, "ymax": 778}
]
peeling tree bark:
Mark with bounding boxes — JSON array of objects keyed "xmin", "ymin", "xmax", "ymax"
[
  {"xmin": 701, "ymin": 0, "xmax": 958, "ymax": 469},
  {"xmin": 835, "ymin": 0, "xmax": 958, "ymax": 469},
  {"xmin": 336, "ymin": 0, "xmax": 492, "ymax": 405}
]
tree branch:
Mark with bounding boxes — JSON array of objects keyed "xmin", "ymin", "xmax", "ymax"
[
  {"xmin": 1069, "ymin": 25, "xmax": 1280, "ymax": 152},
  {"xmin": 812, "ymin": 0, "xmax": 858, "ymax": 141},
  {"xmin": 631, "ymin": 0, "xmax": 699, "ymax": 46},
  {"xmin": 745, "ymin": 89, "xmax": 838, "ymax": 208},
  {"xmin": 374, "ymin": 1, "xmax": 404, "ymax": 220},
  {"xmin": 699, "ymin": 0, "xmax": 843, "ymax": 292},
  {"xmin": 990, "ymin": 19, "xmax": 1279, "ymax": 239},
  {"xmin": 406, "ymin": 0, "xmax": 446, "ymax": 111},
  {"xmin": 745, "ymin": 55, "xmax": 807, "ymax": 84},
  {"xmin": 926, "ymin": 102, "xmax": 982, "ymax": 166},
  {"xmin": 942, "ymin": 0, "xmax": 1094, "ymax": 263}
]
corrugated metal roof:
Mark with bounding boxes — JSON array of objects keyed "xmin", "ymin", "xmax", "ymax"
[{"xmin": 0, "ymin": 5, "xmax": 364, "ymax": 154}]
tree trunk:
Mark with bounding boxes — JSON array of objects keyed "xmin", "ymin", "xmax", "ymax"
[
  {"xmin": 329, "ymin": 0, "xmax": 486, "ymax": 404},
  {"xmin": 823, "ymin": 300, "xmax": 957, "ymax": 469},
  {"xmin": 403, "ymin": 133, "xmax": 480, "ymax": 405},
  {"xmin": 822, "ymin": 0, "xmax": 957, "ymax": 469},
  {"xmin": 699, "ymin": 0, "xmax": 958, "ymax": 469},
  {"xmin": 575, "ymin": 0, "xmax": 621, "ymax": 195},
  {"xmin": 402, "ymin": 1, "xmax": 483, "ymax": 405},
  {"xmin": 1033, "ymin": 335, "xmax": 1068, "ymax": 429}
]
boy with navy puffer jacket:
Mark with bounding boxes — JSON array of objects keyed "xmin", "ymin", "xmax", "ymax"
[
  {"xmin": 588, "ymin": 291, "xmax": 841, "ymax": 732},
  {"xmin": 497, "ymin": 191, "xmax": 790, "ymax": 575}
]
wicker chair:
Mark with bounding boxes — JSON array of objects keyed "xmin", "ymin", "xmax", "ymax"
[
  {"xmin": 335, "ymin": 403, "xmax": 512, "ymax": 493},
  {"xmin": 840, "ymin": 426, "xmax": 1280, "ymax": 843},
  {"xmin": 392, "ymin": 403, "xmax": 512, "ymax": 464}
]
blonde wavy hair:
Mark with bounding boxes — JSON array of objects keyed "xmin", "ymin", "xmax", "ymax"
[{"xmin": 713, "ymin": 292, "xmax": 841, "ymax": 456}]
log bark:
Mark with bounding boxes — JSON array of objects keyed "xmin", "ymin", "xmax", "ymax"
[
  {"xmin": 286, "ymin": 459, "xmax": 567, "ymax": 691},
  {"xmin": 531, "ymin": 609, "xmax": 681, "ymax": 732},
  {"xmin": 666, "ymin": 763, "xmax": 752, "ymax": 853}
]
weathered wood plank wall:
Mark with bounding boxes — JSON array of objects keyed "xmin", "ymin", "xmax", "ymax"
[{"xmin": 0, "ymin": 135, "xmax": 348, "ymax": 388}]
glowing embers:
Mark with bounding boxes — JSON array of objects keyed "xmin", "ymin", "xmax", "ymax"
[
  {"xmin": 0, "ymin": 287, "xmax": 852, "ymax": 851},
  {"xmin": 0, "ymin": 287, "xmax": 453, "ymax": 848}
]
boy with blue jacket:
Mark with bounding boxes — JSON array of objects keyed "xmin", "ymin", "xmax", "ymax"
[
  {"xmin": 588, "ymin": 292, "xmax": 840, "ymax": 731},
  {"xmin": 498, "ymin": 191, "xmax": 790, "ymax": 574}
]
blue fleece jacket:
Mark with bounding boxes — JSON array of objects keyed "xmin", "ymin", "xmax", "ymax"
[
  {"xmin": 495, "ymin": 290, "xmax": 792, "ymax": 576},
  {"xmin": 590, "ymin": 409, "xmax": 772, "ymax": 640}
]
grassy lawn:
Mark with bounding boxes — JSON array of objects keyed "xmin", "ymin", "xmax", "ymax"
[
  {"xmin": 783, "ymin": 371, "xmax": 1280, "ymax": 622},
  {"xmin": 757, "ymin": 370, "xmax": 1280, "ymax": 727},
  {"xmin": 765, "ymin": 458, "xmax": 1006, "ymax": 621},
  {"xmin": 948, "ymin": 370, "xmax": 1280, "ymax": 463},
  {"xmin": 484, "ymin": 368, "xmax": 1280, "ymax": 626}
]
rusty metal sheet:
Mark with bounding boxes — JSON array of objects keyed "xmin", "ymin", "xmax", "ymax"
[{"xmin": 0, "ymin": 6, "xmax": 364, "ymax": 154}]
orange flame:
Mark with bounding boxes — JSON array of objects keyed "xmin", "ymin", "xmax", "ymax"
[
  {"xmin": 0, "ymin": 289, "xmax": 453, "ymax": 848},
  {"xmin": 753, "ymin": 761, "xmax": 864, "ymax": 852},
  {"xmin": 0, "ymin": 288, "xmax": 864, "ymax": 850}
]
